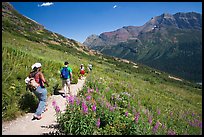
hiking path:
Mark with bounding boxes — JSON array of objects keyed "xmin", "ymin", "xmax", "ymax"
[{"xmin": 2, "ymin": 77, "xmax": 86, "ymax": 135}]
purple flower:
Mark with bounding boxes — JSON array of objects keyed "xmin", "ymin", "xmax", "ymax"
[
  {"xmin": 134, "ymin": 112, "xmax": 140, "ymax": 123},
  {"xmin": 86, "ymin": 95, "xmax": 91, "ymax": 101},
  {"xmin": 87, "ymin": 88, "xmax": 90, "ymax": 93},
  {"xmin": 82, "ymin": 101, "xmax": 88, "ymax": 114},
  {"xmin": 199, "ymin": 121, "xmax": 202, "ymax": 128},
  {"xmin": 125, "ymin": 111, "xmax": 128, "ymax": 117},
  {"xmin": 162, "ymin": 124, "xmax": 165, "ymax": 129},
  {"xmin": 106, "ymin": 102, "xmax": 111, "ymax": 108},
  {"xmin": 109, "ymin": 106, "xmax": 114, "ymax": 112},
  {"xmin": 55, "ymin": 105, "xmax": 61, "ymax": 113},
  {"xmin": 92, "ymin": 104, "xmax": 96, "ymax": 112},
  {"xmin": 152, "ymin": 121, "xmax": 160, "ymax": 133},
  {"xmin": 148, "ymin": 116, "xmax": 153, "ymax": 125},
  {"xmin": 167, "ymin": 129, "xmax": 176, "ymax": 135},
  {"xmin": 157, "ymin": 109, "xmax": 161, "ymax": 115},
  {"xmin": 90, "ymin": 88, "xmax": 94, "ymax": 93},
  {"xmin": 96, "ymin": 118, "xmax": 100, "ymax": 128},
  {"xmin": 96, "ymin": 88, "xmax": 99, "ymax": 92},
  {"xmin": 76, "ymin": 98, "xmax": 80, "ymax": 105},
  {"xmin": 68, "ymin": 95, "xmax": 75, "ymax": 105},
  {"xmin": 52, "ymin": 100, "xmax": 57, "ymax": 107}
]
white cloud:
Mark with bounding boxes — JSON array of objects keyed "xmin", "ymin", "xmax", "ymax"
[
  {"xmin": 113, "ymin": 5, "xmax": 117, "ymax": 9},
  {"xmin": 38, "ymin": 2, "xmax": 54, "ymax": 7}
]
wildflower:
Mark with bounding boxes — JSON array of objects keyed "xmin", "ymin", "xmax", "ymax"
[
  {"xmin": 134, "ymin": 112, "xmax": 140, "ymax": 123},
  {"xmin": 96, "ymin": 88, "xmax": 99, "ymax": 92},
  {"xmin": 86, "ymin": 95, "xmax": 91, "ymax": 101},
  {"xmin": 106, "ymin": 102, "xmax": 111, "ymax": 108},
  {"xmin": 167, "ymin": 129, "xmax": 176, "ymax": 135},
  {"xmin": 125, "ymin": 111, "xmax": 128, "ymax": 117},
  {"xmin": 148, "ymin": 116, "xmax": 153, "ymax": 125},
  {"xmin": 76, "ymin": 98, "xmax": 80, "ymax": 105},
  {"xmin": 96, "ymin": 118, "xmax": 100, "ymax": 128},
  {"xmin": 92, "ymin": 104, "xmax": 96, "ymax": 112},
  {"xmin": 68, "ymin": 95, "xmax": 75, "ymax": 105},
  {"xmin": 111, "ymin": 95, "xmax": 114, "ymax": 100},
  {"xmin": 87, "ymin": 88, "xmax": 90, "ymax": 93},
  {"xmin": 157, "ymin": 109, "xmax": 160, "ymax": 115},
  {"xmin": 109, "ymin": 106, "xmax": 114, "ymax": 112},
  {"xmin": 55, "ymin": 105, "xmax": 61, "ymax": 113},
  {"xmin": 52, "ymin": 100, "xmax": 57, "ymax": 107},
  {"xmin": 152, "ymin": 121, "xmax": 160, "ymax": 134},
  {"xmin": 82, "ymin": 101, "xmax": 88, "ymax": 114},
  {"xmin": 90, "ymin": 88, "xmax": 94, "ymax": 93},
  {"xmin": 162, "ymin": 123, "xmax": 165, "ymax": 129},
  {"xmin": 199, "ymin": 121, "xmax": 202, "ymax": 128}
]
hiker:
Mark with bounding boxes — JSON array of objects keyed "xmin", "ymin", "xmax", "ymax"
[
  {"xmin": 29, "ymin": 62, "xmax": 49, "ymax": 120},
  {"xmin": 79, "ymin": 64, "xmax": 85, "ymax": 79},
  {"xmin": 60, "ymin": 61, "xmax": 73, "ymax": 96},
  {"xmin": 87, "ymin": 64, "xmax": 92, "ymax": 72}
]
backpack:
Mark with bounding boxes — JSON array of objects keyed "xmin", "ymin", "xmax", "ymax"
[
  {"xmin": 61, "ymin": 67, "xmax": 69, "ymax": 79},
  {"xmin": 25, "ymin": 77, "xmax": 39, "ymax": 91}
]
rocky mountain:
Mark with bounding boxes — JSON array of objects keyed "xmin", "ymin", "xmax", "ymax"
[{"xmin": 83, "ymin": 12, "xmax": 202, "ymax": 83}]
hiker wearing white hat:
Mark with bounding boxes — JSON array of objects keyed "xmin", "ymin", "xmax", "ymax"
[
  {"xmin": 31, "ymin": 62, "xmax": 42, "ymax": 70},
  {"xmin": 28, "ymin": 62, "xmax": 49, "ymax": 120}
]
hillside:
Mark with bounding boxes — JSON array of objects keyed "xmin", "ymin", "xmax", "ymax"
[
  {"xmin": 83, "ymin": 12, "xmax": 202, "ymax": 83},
  {"xmin": 2, "ymin": 2, "xmax": 202, "ymax": 135}
]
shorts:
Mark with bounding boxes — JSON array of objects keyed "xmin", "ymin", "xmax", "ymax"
[{"xmin": 80, "ymin": 70, "xmax": 85, "ymax": 75}]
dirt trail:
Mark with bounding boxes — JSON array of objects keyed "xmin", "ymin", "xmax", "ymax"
[{"xmin": 2, "ymin": 78, "xmax": 86, "ymax": 135}]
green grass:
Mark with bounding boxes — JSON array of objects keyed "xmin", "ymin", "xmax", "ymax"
[{"xmin": 2, "ymin": 30, "xmax": 202, "ymax": 135}]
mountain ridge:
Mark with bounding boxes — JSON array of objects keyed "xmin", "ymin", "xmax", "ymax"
[{"xmin": 83, "ymin": 12, "xmax": 202, "ymax": 83}]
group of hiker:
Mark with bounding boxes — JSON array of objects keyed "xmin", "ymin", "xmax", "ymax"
[{"xmin": 25, "ymin": 61, "xmax": 92, "ymax": 120}]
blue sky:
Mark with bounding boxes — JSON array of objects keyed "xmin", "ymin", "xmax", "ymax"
[{"xmin": 10, "ymin": 2, "xmax": 202, "ymax": 43}]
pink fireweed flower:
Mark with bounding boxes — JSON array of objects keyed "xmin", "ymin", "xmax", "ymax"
[
  {"xmin": 134, "ymin": 112, "xmax": 140, "ymax": 123},
  {"xmin": 90, "ymin": 88, "xmax": 94, "ymax": 93},
  {"xmin": 76, "ymin": 98, "xmax": 80, "ymax": 105},
  {"xmin": 152, "ymin": 121, "xmax": 160, "ymax": 134},
  {"xmin": 167, "ymin": 129, "xmax": 176, "ymax": 135},
  {"xmin": 106, "ymin": 102, "xmax": 111, "ymax": 108},
  {"xmin": 87, "ymin": 88, "xmax": 90, "ymax": 93},
  {"xmin": 68, "ymin": 95, "xmax": 75, "ymax": 105},
  {"xmin": 157, "ymin": 109, "xmax": 160, "ymax": 115},
  {"xmin": 96, "ymin": 118, "xmax": 100, "ymax": 128},
  {"xmin": 148, "ymin": 116, "xmax": 153, "ymax": 125},
  {"xmin": 55, "ymin": 105, "xmax": 61, "ymax": 113},
  {"xmin": 52, "ymin": 100, "xmax": 57, "ymax": 107},
  {"xmin": 92, "ymin": 104, "xmax": 96, "ymax": 112},
  {"xmin": 125, "ymin": 111, "xmax": 128, "ymax": 117},
  {"xmin": 96, "ymin": 88, "xmax": 99, "ymax": 92},
  {"xmin": 86, "ymin": 95, "xmax": 91, "ymax": 101},
  {"xmin": 109, "ymin": 106, "xmax": 114, "ymax": 112},
  {"xmin": 82, "ymin": 101, "xmax": 88, "ymax": 114}
]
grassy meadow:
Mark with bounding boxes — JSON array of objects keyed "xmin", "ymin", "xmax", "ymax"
[{"xmin": 2, "ymin": 31, "xmax": 202, "ymax": 135}]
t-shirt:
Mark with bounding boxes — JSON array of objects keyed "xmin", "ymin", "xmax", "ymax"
[{"xmin": 60, "ymin": 67, "xmax": 72, "ymax": 79}]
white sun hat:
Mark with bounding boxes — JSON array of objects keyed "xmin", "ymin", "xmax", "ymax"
[{"xmin": 31, "ymin": 62, "xmax": 42, "ymax": 70}]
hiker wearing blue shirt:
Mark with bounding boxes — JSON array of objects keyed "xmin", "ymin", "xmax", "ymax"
[{"xmin": 60, "ymin": 61, "xmax": 73, "ymax": 96}]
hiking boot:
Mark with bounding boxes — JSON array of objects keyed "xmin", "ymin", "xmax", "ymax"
[{"xmin": 32, "ymin": 115, "xmax": 42, "ymax": 120}]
